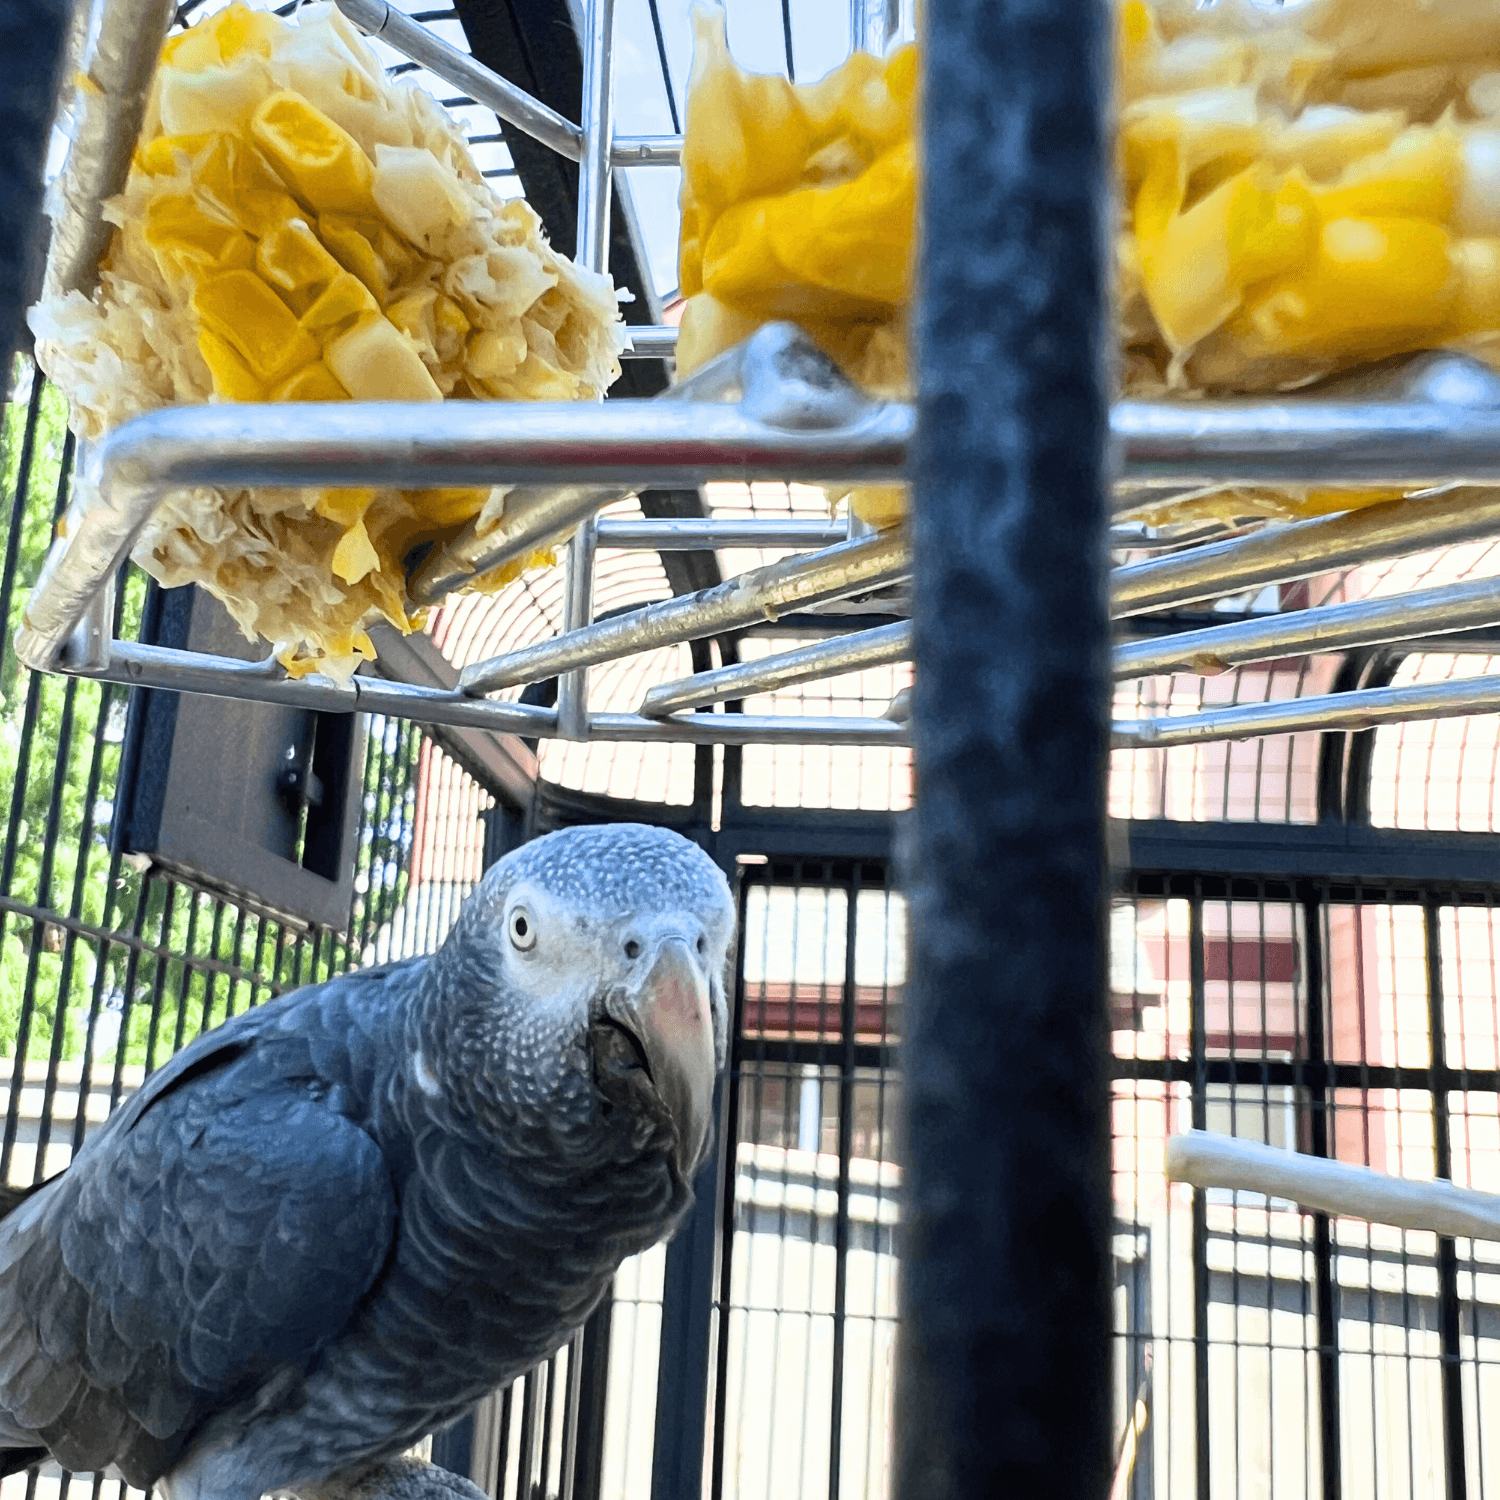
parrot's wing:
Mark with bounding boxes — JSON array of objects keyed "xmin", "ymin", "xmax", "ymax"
[{"xmin": 0, "ymin": 1017, "xmax": 398, "ymax": 1488}]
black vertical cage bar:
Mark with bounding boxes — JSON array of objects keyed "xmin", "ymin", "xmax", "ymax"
[
  {"xmin": 828, "ymin": 867, "xmax": 862, "ymax": 1500},
  {"xmin": 569, "ymin": 1311, "xmax": 610, "ymax": 1500},
  {"xmin": 0, "ymin": 0, "xmax": 69, "ymax": 369},
  {"xmin": 1299, "ymin": 890, "xmax": 1343, "ymax": 1500},
  {"xmin": 707, "ymin": 866, "xmax": 754, "ymax": 1500},
  {"xmin": 1423, "ymin": 900, "xmax": 1468, "ymax": 1500},
  {"xmin": 896, "ymin": 0, "xmax": 1113, "ymax": 1494},
  {"xmin": 1189, "ymin": 891, "xmax": 1211, "ymax": 1500}
]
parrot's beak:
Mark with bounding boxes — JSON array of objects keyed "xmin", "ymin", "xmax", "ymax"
[{"xmin": 628, "ymin": 935, "xmax": 716, "ymax": 1173}]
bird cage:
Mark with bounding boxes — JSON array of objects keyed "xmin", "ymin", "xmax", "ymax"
[{"xmin": 5, "ymin": 3, "xmax": 1500, "ymax": 1500}]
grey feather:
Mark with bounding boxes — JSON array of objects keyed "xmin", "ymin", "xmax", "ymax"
[{"xmin": 7, "ymin": 1351, "xmax": 80, "ymax": 1429}]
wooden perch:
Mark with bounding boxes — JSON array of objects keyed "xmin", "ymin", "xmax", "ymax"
[{"xmin": 1165, "ymin": 1130, "xmax": 1500, "ymax": 1242}]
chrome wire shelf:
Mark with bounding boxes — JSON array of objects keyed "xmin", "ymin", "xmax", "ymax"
[{"xmin": 24, "ymin": 0, "xmax": 1500, "ymax": 749}]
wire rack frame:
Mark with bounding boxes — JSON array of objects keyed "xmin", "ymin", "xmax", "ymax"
[{"xmin": 24, "ymin": 0, "xmax": 1500, "ymax": 749}]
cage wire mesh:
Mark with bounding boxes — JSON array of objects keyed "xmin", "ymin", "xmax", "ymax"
[{"xmin": 5, "ymin": 1, "xmax": 1500, "ymax": 1500}]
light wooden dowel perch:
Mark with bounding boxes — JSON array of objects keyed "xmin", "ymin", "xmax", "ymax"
[{"xmin": 1166, "ymin": 1130, "xmax": 1500, "ymax": 1242}]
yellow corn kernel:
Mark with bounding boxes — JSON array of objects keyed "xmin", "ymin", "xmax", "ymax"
[
  {"xmin": 1139, "ymin": 167, "xmax": 1317, "ymax": 352},
  {"xmin": 1240, "ymin": 216, "xmax": 1456, "ymax": 359},
  {"xmin": 1314, "ymin": 126, "xmax": 1458, "ymax": 223},
  {"xmin": 370, "ymin": 145, "xmax": 476, "ymax": 252},
  {"xmin": 140, "ymin": 134, "xmax": 212, "ymax": 176},
  {"xmin": 256, "ymin": 217, "xmax": 344, "ymax": 309},
  {"xmin": 433, "ymin": 293, "xmax": 471, "ymax": 361},
  {"xmin": 145, "ymin": 195, "xmax": 257, "ymax": 279},
  {"xmin": 213, "ymin": 3, "xmax": 285, "ymax": 62},
  {"xmin": 465, "ymin": 326, "xmax": 527, "ymax": 382},
  {"xmin": 315, "ymin": 489, "xmax": 377, "ymax": 527},
  {"xmin": 850, "ymin": 485, "xmax": 906, "ymax": 528},
  {"xmin": 386, "ymin": 286, "xmax": 438, "ymax": 350},
  {"xmin": 299, "ymin": 272, "xmax": 381, "ymax": 343},
  {"xmin": 331, "ymin": 519, "xmax": 380, "ymax": 584},
  {"xmin": 1121, "ymin": 89, "xmax": 1265, "ymax": 203},
  {"xmin": 269, "ymin": 362, "xmax": 349, "ymax": 401},
  {"xmin": 193, "ymin": 134, "xmax": 303, "ymax": 238},
  {"xmin": 324, "ymin": 314, "xmax": 444, "ymax": 400},
  {"xmin": 1132, "ymin": 137, "xmax": 1187, "ymax": 241},
  {"xmin": 197, "ymin": 329, "xmax": 265, "ymax": 401},
  {"xmin": 191, "ymin": 269, "xmax": 319, "ymax": 384},
  {"xmin": 701, "ymin": 139, "xmax": 914, "ymax": 318},
  {"xmin": 1453, "ymin": 238, "xmax": 1500, "ymax": 334},
  {"xmin": 159, "ymin": 22, "xmax": 222, "ymax": 74},
  {"xmin": 317, "ymin": 214, "xmax": 391, "ymax": 300},
  {"xmin": 412, "ymin": 488, "xmax": 489, "ymax": 527},
  {"xmin": 1267, "ymin": 108, "xmax": 1406, "ymax": 183},
  {"xmin": 251, "ymin": 91, "xmax": 376, "ymax": 215},
  {"xmin": 159, "ymin": 54, "xmax": 271, "ymax": 138}
]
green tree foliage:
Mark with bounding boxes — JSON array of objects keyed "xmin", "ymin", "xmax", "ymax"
[{"xmin": 0, "ymin": 362, "xmax": 421, "ymax": 1090}]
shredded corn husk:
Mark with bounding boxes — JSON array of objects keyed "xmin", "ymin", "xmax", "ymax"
[
  {"xmin": 679, "ymin": 0, "xmax": 1500, "ymax": 531},
  {"xmin": 30, "ymin": 1, "xmax": 626, "ymax": 679}
]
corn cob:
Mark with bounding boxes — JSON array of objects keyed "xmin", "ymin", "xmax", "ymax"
[
  {"xmin": 679, "ymin": 0, "xmax": 1500, "ymax": 530},
  {"xmin": 675, "ymin": 0, "xmax": 915, "ymax": 530},
  {"xmin": 31, "ymin": 1, "xmax": 625, "ymax": 679}
]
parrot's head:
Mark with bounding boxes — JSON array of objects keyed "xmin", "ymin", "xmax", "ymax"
[{"xmin": 433, "ymin": 823, "xmax": 736, "ymax": 1185}]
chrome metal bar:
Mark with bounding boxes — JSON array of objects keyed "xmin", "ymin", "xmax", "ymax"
[
  {"xmin": 595, "ymin": 519, "xmax": 847, "ymax": 550},
  {"xmin": 408, "ymin": 484, "xmax": 622, "ymax": 605},
  {"xmin": 1167, "ymin": 1131, "xmax": 1500, "ymax": 1241},
  {"xmin": 1112, "ymin": 489, "xmax": 1500, "ymax": 617},
  {"xmin": 1114, "ymin": 574, "xmax": 1500, "ymax": 679},
  {"xmin": 63, "ymin": 642, "xmax": 908, "ymax": 745},
  {"xmin": 41, "ymin": 0, "xmax": 177, "ymax": 303},
  {"xmin": 334, "ymin": 1, "xmax": 678, "ymax": 170},
  {"xmin": 850, "ymin": 0, "xmax": 896, "ymax": 52},
  {"xmin": 575, "ymin": 0, "xmax": 615, "ymax": 275},
  {"xmin": 459, "ymin": 530, "xmax": 910, "ymax": 694},
  {"xmin": 334, "ymin": 0, "xmax": 584, "ymax": 161},
  {"xmin": 87, "ymin": 401, "xmax": 914, "ymax": 490},
  {"xmin": 1114, "ymin": 674, "xmax": 1500, "ymax": 747},
  {"xmin": 73, "ymin": 388, "xmax": 1500, "ymax": 502},
  {"xmin": 407, "ymin": 324, "xmax": 886, "ymax": 604},
  {"xmin": 621, "ymin": 325, "xmax": 679, "ymax": 358},
  {"xmin": 638, "ymin": 621, "xmax": 911, "ymax": 716},
  {"xmin": 1115, "ymin": 398, "xmax": 1500, "ymax": 488},
  {"xmin": 558, "ymin": 517, "xmax": 597, "ymax": 739},
  {"xmin": 560, "ymin": 0, "xmax": 615, "ymax": 742},
  {"xmin": 63, "ymin": 574, "xmax": 114, "ymax": 674},
  {"xmin": 612, "ymin": 136, "xmax": 683, "ymax": 167},
  {"xmin": 91, "ymin": 640, "xmax": 358, "ymax": 711},
  {"xmin": 360, "ymin": 677, "xmax": 908, "ymax": 743},
  {"xmin": 70, "ymin": 639, "xmax": 1500, "ymax": 749}
]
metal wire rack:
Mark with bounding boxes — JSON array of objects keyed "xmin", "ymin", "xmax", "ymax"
[{"xmin": 23, "ymin": 0, "xmax": 1500, "ymax": 751}]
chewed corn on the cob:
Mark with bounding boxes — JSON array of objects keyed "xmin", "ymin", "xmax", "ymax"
[
  {"xmin": 678, "ymin": 0, "xmax": 1500, "ymax": 530},
  {"xmin": 30, "ymin": 1, "xmax": 625, "ymax": 679},
  {"xmin": 675, "ymin": 0, "xmax": 915, "ymax": 529}
]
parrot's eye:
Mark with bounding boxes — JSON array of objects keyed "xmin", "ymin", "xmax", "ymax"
[
  {"xmin": 509, "ymin": 907, "xmax": 537, "ymax": 951},
  {"xmin": 697, "ymin": 935, "xmax": 707, "ymax": 955}
]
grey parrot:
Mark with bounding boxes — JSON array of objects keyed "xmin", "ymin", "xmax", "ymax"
[{"xmin": 0, "ymin": 822, "xmax": 734, "ymax": 1500}]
